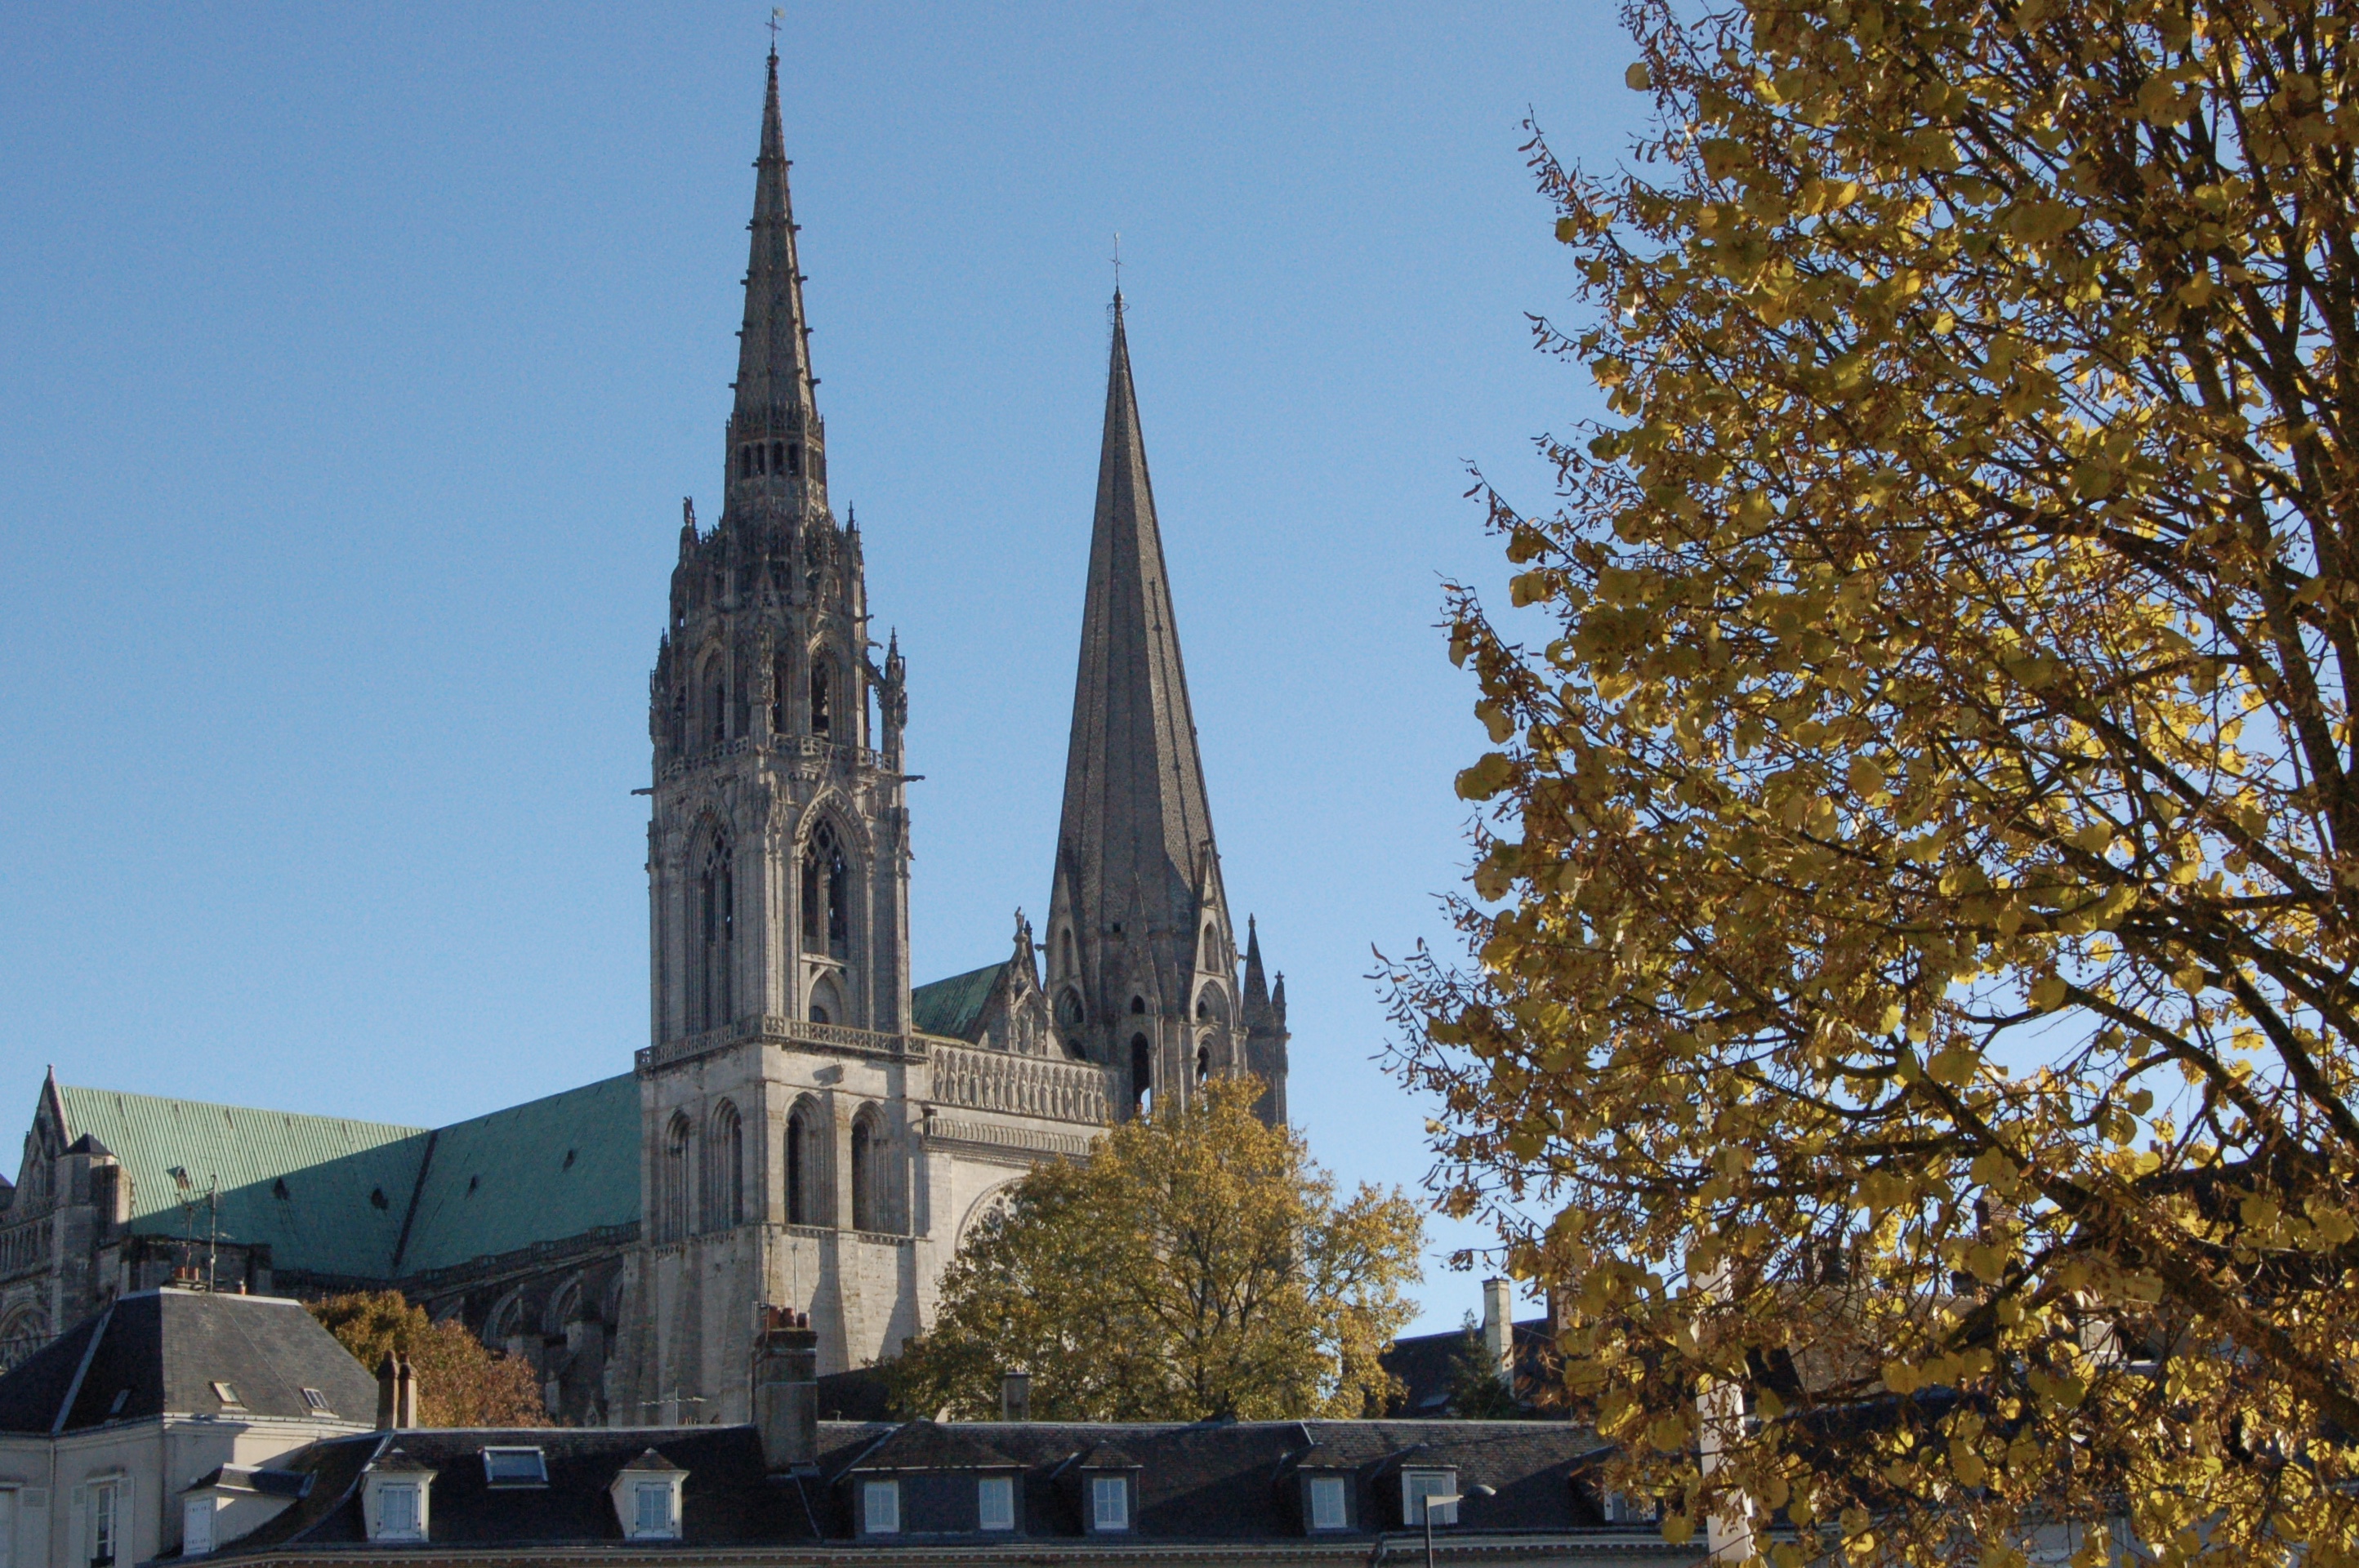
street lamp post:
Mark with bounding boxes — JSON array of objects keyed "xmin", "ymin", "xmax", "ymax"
[{"xmin": 1420, "ymin": 1485, "xmax": 1494, "ymax": 1568}]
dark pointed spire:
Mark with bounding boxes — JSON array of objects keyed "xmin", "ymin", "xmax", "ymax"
[
  {"xmin": 1052, "ymin": 296, "xmax": 1224, "ymax": 977},
  {"xmin": 1242, "ymin": 915, "xmax": 1270, "ymax": 1019},
  {"xmin": 726, "ymin": 47, "xmax": 827, "ymax": 519}
]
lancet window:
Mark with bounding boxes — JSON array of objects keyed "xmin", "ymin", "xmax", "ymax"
[
  {"xmin": 800, "ymin": 822, "xmax": 850, "ymax": 959},
  {"xmin": 697, "ymin": 837, "xmax": 734, "ymax": 1031}
]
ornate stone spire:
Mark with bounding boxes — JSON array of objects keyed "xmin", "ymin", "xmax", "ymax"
[{"xmin": 725, "ymin": 47, "xmax": 827, "ymax": 523}]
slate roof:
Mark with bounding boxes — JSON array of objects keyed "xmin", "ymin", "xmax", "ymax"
[
  {"xmin": 843, "ymin": 1419, "xmax": 1017, "ymax": 1472},
  {"xmin": 0, "ymin": 1289, "xmax": 377, "ymax": 1434},
  {"xmin": 1383, "ymin": 1316, "xmax": 1561, "ymax": 1417},
  {"xmin": 911, "ymin": 962, "xmax": 1005, "ymax": 1041},
  {"xmin": 214, "ymin": 1418, "xmax": 1654, "ymax": 1557},
  {"xmin": 226, "ymin": 1428, "xmax": 826, "ymax": 1553},
  {"xmin": 47, "ymin": 1075, "xmax": 641, "ymax": 1286}
]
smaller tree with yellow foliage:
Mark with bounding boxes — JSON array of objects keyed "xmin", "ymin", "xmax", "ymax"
[
  {"xmin": 888, "ymin": 1077, "xmax": 1422, "ymax": 1423},
  {"xmin": 308, "ymin": 1290, "xmax": 550, "ymax": 1428}
]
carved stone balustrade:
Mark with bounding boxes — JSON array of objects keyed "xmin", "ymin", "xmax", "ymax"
[{"xmin": 929, "ymin": 1044, "xmax": 1114, "ymax": 1127}]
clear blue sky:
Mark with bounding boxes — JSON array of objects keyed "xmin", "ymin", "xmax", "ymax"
[{"xmin": 0, "ymin": 3, "xmax": 1636, "ymax": 1334}]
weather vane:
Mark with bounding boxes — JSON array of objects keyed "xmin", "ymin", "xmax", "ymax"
[{"xmin": 1112, "ymin": 232, "xmax": 1122, "ymax": 296}]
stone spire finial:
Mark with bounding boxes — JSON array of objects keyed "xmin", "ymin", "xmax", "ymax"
[{"xmin": 725, "ymin": 46, "xmax": 826, "ymax": 522}]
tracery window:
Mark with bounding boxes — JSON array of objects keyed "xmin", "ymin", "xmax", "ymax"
[
  {"xmin": 800, "ymin": 822, "xmax": 850, "ymax": 959},
  {"xmin": 698, "ymin": 838, "xmax": 734, "ymax": 1031},
  {"xmin": 809, "ymin": 656, "xmax": 834, "ymax": 737}
]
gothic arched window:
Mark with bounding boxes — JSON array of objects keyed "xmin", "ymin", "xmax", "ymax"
[
  {"xmin": 704, "ymin": 662, "xmax": 727, "ymax": 747},
  {"xmin": 1130, "ymin": 1034, "xmax": 1153, "ymax": 1119},
  {"xmin": 809, "ymin": 656, "xmax": 834, "ymax": 738},
  {"xmin": 662, "ymin": 1114, "xmax": 693, "ymax": 1241},
  {"xmin": 705, "ymin": 1101, "xmax": 744, "ymax": 1229},
  {"xmin": 800, "ymin": 822, "xmax": 849, "ymax": 959},
  {"xmin": 771, "ymin": 648, "xmax": 792, "ymax": 736},
  {"xmin": 850, "ymin": 1110, "xmax": 883, "ymax": 1232},
  {"xmin": 786, "ymin": 1098, "xmax": 824, "ymax": 1226},
  {"xmin": 1197, "ymin": 1044, "xmax": 1211, "ymax": 1083},
  {"xmin": 698, "ymin": 838, "xmax": 734, "ymax": 1031}
]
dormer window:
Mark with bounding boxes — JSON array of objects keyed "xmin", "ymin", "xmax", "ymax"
[
  {"xmin": 1309, "ymin": 1475, "xmax": 1348, "ymax": 1530},
  {"xmin": 862, "ymin": 1480, "xmax": 900, "ymax": 1535},
  {"xmin": 483, "ymin": 1448, "xmax": 547, "ymax": 1488},
  {"xmin": 1090, "ymin": 1474, "xmax": 1130, "ymax": 1530},
  {"xmin": 1402, "ymin": 1468, "xmax": 1458, "ymax": 1526},
  {"xmin": 610, "ymin": 1450, "xmax": 685, "ymax": 1542},
  {"xmin": 364, "ymin": 1450, "xmax": 436, "ymax": 1543},
  {"xmin": 978, "ymin": 1475, "xmax": 1015, "ymax": 1531}
]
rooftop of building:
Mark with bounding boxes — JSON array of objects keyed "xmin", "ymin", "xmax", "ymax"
[
  {"xmin": 208, "ymin": 1415, "xmax": 1668, "ymax": 1559},
  {"xmin": 0, "ymin": 1287, "xmax": 377, "ymax": 1435}
]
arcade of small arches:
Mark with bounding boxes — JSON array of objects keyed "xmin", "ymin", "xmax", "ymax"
[
  {"xmin": 656, "ymin": 1095, "xmax": 901, "ymax": 1242},
  {"xmin": 671, "ymin": 642, "xmax": 849, "ymax": 759}
]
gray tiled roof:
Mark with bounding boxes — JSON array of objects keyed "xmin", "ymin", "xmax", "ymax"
[{"xmin": 0, "ymin": 1290, "xmax": 376, "ymax": 1433}]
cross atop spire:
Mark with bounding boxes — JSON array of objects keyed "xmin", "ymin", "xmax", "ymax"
[{"xmin": 725, "ymin": 46, "xmax": 827, "ymax": 521}]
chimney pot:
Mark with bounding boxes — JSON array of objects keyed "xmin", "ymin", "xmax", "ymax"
[
  {"xmin": 376, "ymin": 1353, "xmax": 399, "ymax": 1430},
  {"xmin": 1000, "ymin": 1370, "xmax": 1030, "ymax": 1423}
]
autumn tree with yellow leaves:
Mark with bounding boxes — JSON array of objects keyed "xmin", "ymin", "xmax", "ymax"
[
  {"xmin": 309, "ymin": 1291, "xmax": 550, "ymax": 1428},
  {"xmin": 1389, "ymin": 0, "xmax": 2359, "ymax": 1561},
  {"xmin": 887, "ymin": 1077, "xmax": 1422, "ymax": 1423}
]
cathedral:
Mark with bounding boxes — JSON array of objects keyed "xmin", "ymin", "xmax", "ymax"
[{"xmin": 0, "ymin": 50, "xmax": 1289, "ymax": 1426}]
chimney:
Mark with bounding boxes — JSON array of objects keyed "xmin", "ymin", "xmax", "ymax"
[
  {"xmin": 1482, "ymin": 1278, "xmax": 1514, "ymax": 1389},
  {"xmin": 753, "ymin": 1307, "xmax": 818, "ymax": 1471},
  {"xmin": 377, "ymin": 1353, "xmax": 399, "ymax": 1430},
  {"xmin": 1000, "ymin": 1370, "xmax": 1030, "ymax": 1422},
  {"xmin": 395, "ymin": 1356, "xmax": 419, "ymax": 1428}
]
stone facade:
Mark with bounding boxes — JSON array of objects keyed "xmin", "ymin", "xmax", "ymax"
[{"xmin": 0, "ymin": 45, "xmax": 1290, "ymax": 1428}]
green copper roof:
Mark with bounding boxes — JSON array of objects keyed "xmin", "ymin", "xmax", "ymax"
[
  {"xmin": 56, "ymin": 1087, "xmax": 430, "ymax": 1282},
  {"xmin": 395, "ymin": 1074, "xmax": 640, "ymax": 1276},
  {"xmin": 912, "ymin": 962, "xmax": 1005, "ymax": 1041},
  {"xmin": 53, "ymin": 1074, "xmax": 644, "ymax": 1285}
]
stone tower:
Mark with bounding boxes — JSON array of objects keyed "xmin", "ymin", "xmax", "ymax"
[
  {"xmin": 645, "ymin": 47, "xmax": 911, "ymax": 1044},
  {"xmin": 623, "ymin": 48, "xmax": 925, "ymax": 1420},
  {"xmin": 1042, "ymin": 296, "xmax": 1287, "ymax": 1125}
]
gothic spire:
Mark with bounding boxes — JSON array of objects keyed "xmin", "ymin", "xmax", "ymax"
[
  {"xmin": 726, "ymin": 47, "xmax": 826, "ymax": 518},
  {"xmin": 1051, "ymin": 295, "xmax": 1224, "ymax": 999},
  {"xmin": 1242, "ymin": 916, "xmax": 1270, "ymax": 1019}
]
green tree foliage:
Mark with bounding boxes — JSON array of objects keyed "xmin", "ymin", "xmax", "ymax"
[
  {"xmin": 888, "ymin": 1077, "xmax": 1423, "ymax": 1422},
  {"xmin": 1390, "ymin": 0, "xmax": 2359, "ymax": 1558},
  {"xmin": 308, "ymin": 1290, "xmax": 550, "ymax": 1428},
  {"xmin": 1444, "ymin": 1313, "xmax": 1527, "ymax": 1419}
]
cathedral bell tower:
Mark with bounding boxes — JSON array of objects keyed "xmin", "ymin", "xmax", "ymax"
[{"xmin": 646, "ymin": 49, "xmax": 912, "ymax": 1043}]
